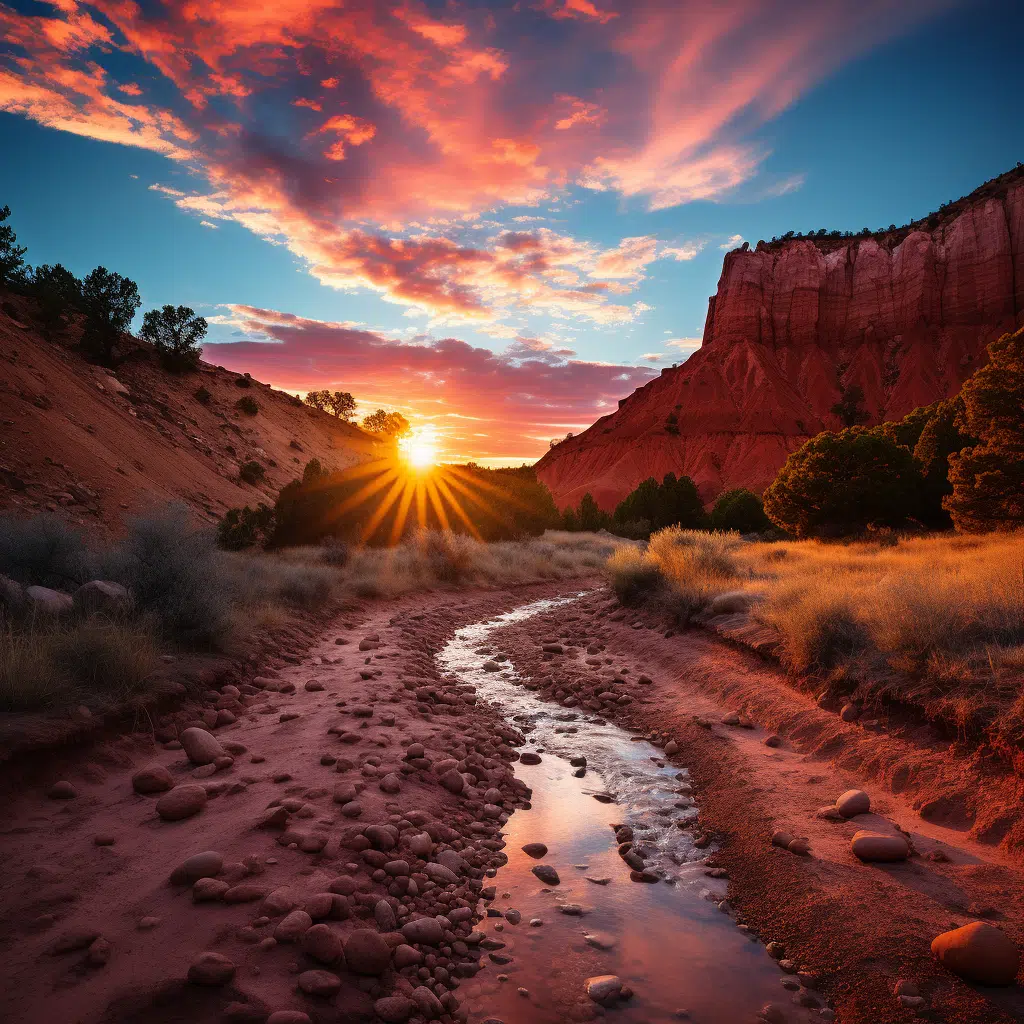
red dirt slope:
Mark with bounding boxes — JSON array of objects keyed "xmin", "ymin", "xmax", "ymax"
[
  {"xmin": 0, "ymin": 294, "xmax": 384, "ymax": 531},
  {"xmin": 537, "ymin": 166, "xmax": 1024, "ymax": 510}
]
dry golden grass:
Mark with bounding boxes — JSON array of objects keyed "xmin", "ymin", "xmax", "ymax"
[
  {"xmin": 284, "ymin": 529, "xmax": 626, "ymax": 599},
  {"xmin": 617, "ymin": 528, "xmax": 1024, "ymax": 750}
]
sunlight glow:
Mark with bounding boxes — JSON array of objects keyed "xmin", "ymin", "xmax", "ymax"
[{"xmin": 400, "ymin": 427, "xmax": 441, "ymax": 470}]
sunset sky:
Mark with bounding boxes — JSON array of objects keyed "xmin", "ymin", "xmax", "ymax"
[{"xmin": 2, "ymin": 0, "xmax": 1022, "ymax": 464}]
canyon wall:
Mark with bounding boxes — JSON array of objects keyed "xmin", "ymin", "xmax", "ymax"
[{"xmin": 536, "ymin": 172, "xmax": 1024, "ymax": 512}]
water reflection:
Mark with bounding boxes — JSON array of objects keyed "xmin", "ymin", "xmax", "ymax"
[{"xmin": 437, "ymin": 597, "xmax": 808, "ymax": 1024}]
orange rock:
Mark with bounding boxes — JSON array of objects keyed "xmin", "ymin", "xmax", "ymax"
[{"xmin": 931, "ymin": 922, "xmax": 1019, "ymax": 986}]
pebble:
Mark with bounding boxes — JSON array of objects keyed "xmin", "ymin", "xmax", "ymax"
[
  {"xmin": 179, "ymin": 727, "xmax": 227, "ymax": 766},
  {"xmin": 586, "ymin": 975, "xmax": 623, "ymax": 1005},
  {"xmin": 297, "ymin": 969, "xmax": 342, "ymax": 996},
  {"xmin": 170, "ymin": 851, "xmax": 223, "ymax": 884},
  {"xmin": 48, "ymin": 781, "xmax": 76, "ymax": 799},
  {"xmin": 188, "ymin": 952, "xmax": 235, "ymax": 986},
  {"xmin": 344, "ymin": 929, "xmax": 392, "ymax": 974}
]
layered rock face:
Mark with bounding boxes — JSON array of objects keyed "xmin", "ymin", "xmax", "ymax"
[{"xmin": 537, "ymin": 176, "xmax": 1024, "ymax": 512}]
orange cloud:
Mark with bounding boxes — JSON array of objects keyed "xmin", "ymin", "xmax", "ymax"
[
  {"xmin": 203, "ymin": 305, "xmax": 659, "ymax": 461},
  {"xmin": 0, "ymin": 0, "xmax": 950, "ymax": 319}
]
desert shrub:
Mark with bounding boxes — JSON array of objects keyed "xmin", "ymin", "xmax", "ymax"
[
  {"xmin": 0, "ymin": 616, "xmax": 159, "ymax": 711},
  {"xmin": 321, "ymin": 538, "xmax": 350, "ymax": 567},
  {"xmin": 645, "ymin": 528, "xmax": 741, "ymax": 621},
  {"xmin": 945, "ymin": 326, "xmax": 1024, "ymax": 532},
  {"xmin": 79, "ymin": 266, "xmax": 140, "ymax": 364},
  {"xmin": 100, "ymin": 506, "xmax": 232, "ymax": 645},
  {"xmin": 234, "ymin": 375, "xmax": 251, "ymax": 387},
  {"xmin": 235, "ymin": 396, "xmax": 259, "ymax": 416},
  {"xmin": 607, "ymin": 546, "xmax": 664, "ymax": 605},
  {"xmin": 218, "ymin": 504, "xmax": 275, "ymax": 550},
  {"xmin": 239, "ymin": 460, "xmax": 266, "ymax": 485},
  {"xmin": 0, "ymin": 513, "xmax": 95, "ymax": 588},
  {"xmin": 710, "ymin": 488, "xmax": 771, "ymax": 533},
  {"xmin": 422, "ymin": 530, "xmax": 477, "ymax": 583},
  {"xmin": 140, "ymin": 304, "xmax": 207, "ymax": 372},
  {"xmin": 194, "ymin": 386, "xmax": 212, "ymax": 405},
  {"xmin": 764, "ymin": 428, "xmax": 920, "ymax": 537}
]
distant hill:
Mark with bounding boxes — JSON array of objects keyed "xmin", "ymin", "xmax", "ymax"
[
  {"xmin": 0, "ymin": 293, "xmax": 384, "ymax": 531},
  {"xmin": 536, "ymin": 165, "xmax": 1024, "ymax": 511}
]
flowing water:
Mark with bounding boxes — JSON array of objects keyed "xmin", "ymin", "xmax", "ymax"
[{"xmin": 438, "ymin": 595, "xmax": 810, "ymax": 1024}]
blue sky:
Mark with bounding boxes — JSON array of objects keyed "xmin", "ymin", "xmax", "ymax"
[{"xmin": 1, "ymin": 0, "xmax": 1021, "ymax": 461}]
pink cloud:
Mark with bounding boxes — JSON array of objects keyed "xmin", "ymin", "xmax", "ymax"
[
  {"xmin": 0, "ymin": 0, "xmax": 951, "ymax": 319},
  {"xmin": 203, "ymin": 305, "xmax": 658, "ymax": 460}
]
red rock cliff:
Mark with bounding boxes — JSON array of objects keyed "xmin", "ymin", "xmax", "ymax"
[{"xmin": 536, "ymin": 169, "xmax": 1024, "ymax": 512}]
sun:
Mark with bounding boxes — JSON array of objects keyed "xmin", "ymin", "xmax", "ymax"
[{"xmin": 399, "ymin": 427, "xmax": 440, "ymax": 470}]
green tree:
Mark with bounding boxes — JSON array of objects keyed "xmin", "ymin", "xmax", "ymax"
[
  {"xmin": 326, "ymin": 391, "xmax": 356, "ymax": 420},
  {"xmin": 945, "ymin": 326, "xmax": 1024, "ymax": 532},
  {"xmin": 710, "ymin": 487, "xmax": 771, "ymax": 533},
  {"xmin": 763, "ymin": 427, "xmax": 920, "ymax": 537},
  {"xmin": 29, "ymin": 263, "xmax": 82, "ymax": 336},
  {"xmin": 362, "ymin": 409, "xmax": 410, "ymax": 438},
  {"xmin": 140, "ymin": 304, "xmax": 207, "ymax": 371},
  {"xmin": 612, "ymin": 472, "xmax": 705, "ymax": 535},
  {"xmin": 831, "ymin": 383, "xmax": 870, "ymax": 427},
  {"xmin": 577, "ymin": 492, "xmax": 609, "ymax": 532},
  {"xmin": 561, "ymin": 507, "xmax": 579, "ymax": 531},
  {"xmin": 304, "ymin": 389, "xmax": 330, "ymax": 412},
  {"xmin": 0, "ymin": 205, "xmax": 27, "ymax": 286},
  {"xmin": 79, "ymin": 267, "xmax": 140, "ymax": 364}
]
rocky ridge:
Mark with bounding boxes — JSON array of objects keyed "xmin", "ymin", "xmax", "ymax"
[{"xmin": 536, "ymin": 166, "xmax": 1024, "ymax": 510}]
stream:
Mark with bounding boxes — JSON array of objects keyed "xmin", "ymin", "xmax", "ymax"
[{"xmin": 437, "ymin": 595, "xmax": 809, "ymax": 1024}]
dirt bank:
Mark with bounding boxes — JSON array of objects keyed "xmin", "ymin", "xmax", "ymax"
[
  {"xmin": 489, "ymin": 588, "xmax": 1024, "ymax": 1024},
  {"xmin": 0, "ymin": 580, "xmax": 583, "ymax": 1024}
]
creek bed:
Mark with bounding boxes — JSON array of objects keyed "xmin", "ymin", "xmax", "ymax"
[{"xmin": 438, "ymin": 595, "xmax": 815, "ymax": 1024}]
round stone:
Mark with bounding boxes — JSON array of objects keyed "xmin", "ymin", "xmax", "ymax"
[
  {"xmin": 188, "ymin": 952, "xmax": 235, "ymax": 986},
  {"xmin": 343, "ymin": 929, "xmax": 392, "ymax": 975},
  {"xmin": 932, "ymin": 922, "xmax": 1019, "ymax": 986},
  {"xmin": 156, "ymin": 785, "xmax": 207, "ymax": 821},
  {"xmin": 835, "ymin": 789, "xmax": 870, "ymax": 818}
]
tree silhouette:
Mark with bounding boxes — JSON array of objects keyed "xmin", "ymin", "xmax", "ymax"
[{"xmin": 140, "ymin": 304, "xmax": 207, "ymax": 371}]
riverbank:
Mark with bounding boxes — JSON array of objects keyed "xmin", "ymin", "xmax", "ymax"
[{"xmin": 489, "ymin": 588, "xmax": 1024, "ymax": 1024}]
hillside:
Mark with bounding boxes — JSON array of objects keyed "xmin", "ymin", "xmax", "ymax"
[
  {"xmin": 0, "ymin": 293, "xmax": 383, "ymax": 531},
  {"xmin": 536, "ymin": 165, "xmax": 1024, "ymax": 511}
]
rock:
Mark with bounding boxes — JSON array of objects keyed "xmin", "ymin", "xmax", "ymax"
[
  {"xmin": 408, "ymin": 833, "xmax": 433, "ymax": 857},
  {"xmin": 86, "ymin": 936, "xmax": 111, "ymax": 966},
  {"xmin": 223, "ymin": 884, "xmax": 267, "ymax": 903},
  {"xmin": 931, "ymin": 922, "xmax": 1019, "ymax": 986},
  {"xmin": 787, "ymin": 838, "xmax": 810, "ymax": 856},
  {"xmin": 520, "ymin": 752, "xmax": 542, "ymax": 765},
  {"xmin": 74, "ymin": 580, "xmax": 131, "ymax": 615},
  {"xmin": 156, "ymin": 784, "xmax": 207, "ymax": 821},
  {"xmin": 378, "ymin": 773, "xmax": 402, "ymax": 794},
  {"xmin": 586, "ymin": 975, "xmax": 623, "ymax": 1004},
  {"xmin": 193, "ymin": 878, "xmax": 230, "ymax": 902},
  {"xmin": 424, "ymin": 862, "xmax": 459, "ymax": 885},
  {"xmin": 393, "ymin": 944, "xmax": 423, "ymax": 968},
  {"xmin": 275, "ymin": 910, "xmax": 313, "ymax": 942},
  {"xmin": 835, "ymin": 789, "xmax": 870, "ymax": 818},
  {"xmin": 522, "ymin": 843, "xmax": 548, "ymax": 858},
  {"xmin": 179, "ymin": 727, "xmax": 227, "ymax": 766},
  {"xmin": 770, "ymin": 831, "xmax": 794, "ymax": 849},
  {"xmin": 531, "ymin": 865, "xmax": 560, "ymax": 885},
  {"xmin": 267, "ymin": 1014, "xmax": 312, "ymax": 1024},
  {"xmin": 439, "ymin": 770, "xmax": 464, "ymax": 794},
  {"xmin": 534, "ymin": 185, "xmax": 1024, "ymax": 510},
  {"xmin": 261, "ymin": 888, "xmax": 297, "ymax": 916},
  {"xmin": 664, "ymin": 739, "xmax": 679, "ymax": 755},
  {"xmin": 188, "ymin": 952, "xmax": 235, "ymax": 986},
  {"xmin": 48, "ymin": 781, "xmax": 76, "ymax": 799},
  {"xmin": 402, "ymin": 917, "xmax": 444, "ymax": 946},
  {"xmin": 758, "ymin": 1004, "xmax": 787, "ymax": 1024},
  {"xmin": 850, "ymin": 830, "xmax": 909, "ymax": 863},
  {"xmin": 375, "ymin": 996, "xmax": 416, "ymax": 1022},
  {"xmin": 297, "ymin": 969, "xmax": 342, "ymax": 996},
  {"xmin": 302, "ymin": 923, "xmax": 343, "ymax": 964},
  {"xmin": 133, "ymin": 765, "xmax": 174, "ymax": 794},
  {"xmin": 840, "ymin": 703, "xmax": 861, "ymax": 722},
  {"xmin": 170, "ymin": 851, "xmax": 223, "ymax": 884},
  {"xmin": 411, "ymin": 986, "xmax": 444, "ymax": 1018},
  {"xmin": 344, "ymin": 929, "xmax": 392, "ymax": 974},
  {"xmin": 708, "ymin": 591, "xmax": 752, "ymax": 615},
  {"xmin": 26, "ymin": 585, "xmax": 73, "ymax": 616},
  {"xmin": 374, "ymin": 900, "xmax": 397, "ymax": 930},
  {"xmin": 50, "ymin": 929, "xmax": 100, "ymax": 954}
]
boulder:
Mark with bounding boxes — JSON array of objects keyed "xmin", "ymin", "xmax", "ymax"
[
  {"xmin": 26, "ymin": 585, "xmax": 73, "ymax": 616},
  {"xmin": 931, "ymin": 922, "xmax": 1019, "ymax": 986},
  {"xmin": 156, "ymin": 785, "xmax": 207, "ymax": 821},
  {"xmin": 836, "ymin": 789, "xmax": 871, "ymax": 817},
  {"xmin": 402, "ymin": 917, "xmax": 444, "ymax": 946},
  {"xmin": 74, "ymin": 580, "xmax": 131, "ymax": 616},
  {"xmin": 132, "ymin": 765, "xmax": 174, "ymax": 794},
  {"xmin": 170, "ymin": 851, "xmax": 223, "ymax": 885},
  {"xmin": 343, "ymin": 929, "xmax": 391, "ymax": 975},
  {"xmin": 850, "ymin": 830, "xmax": 909, "ymax": 863}
]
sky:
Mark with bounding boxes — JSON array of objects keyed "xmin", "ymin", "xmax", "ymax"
[{"xmin": 1, "ymin": 0, "xmax": 1022, "ymax": 465}]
